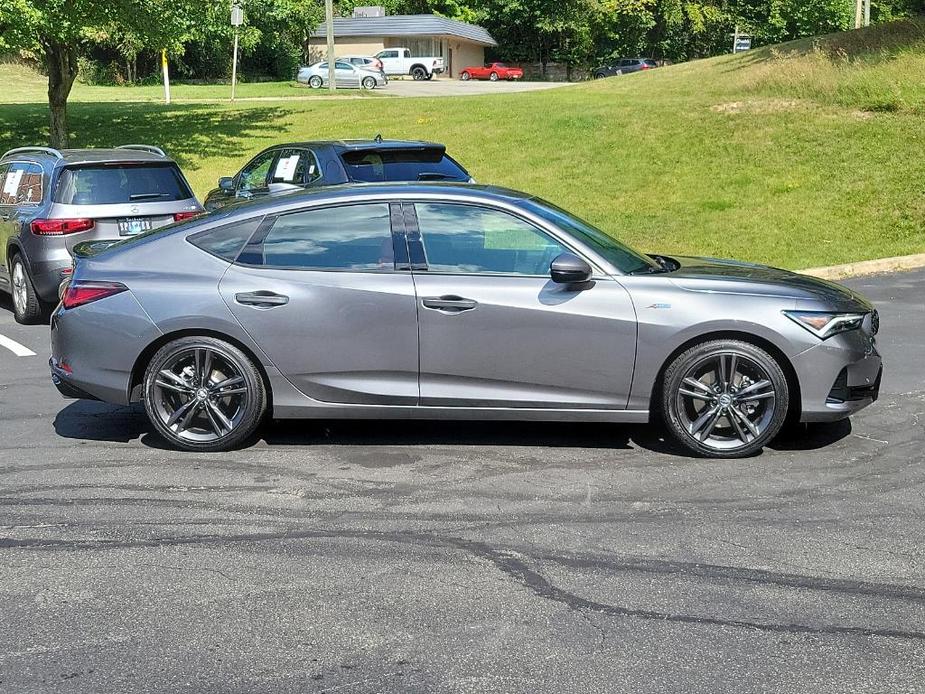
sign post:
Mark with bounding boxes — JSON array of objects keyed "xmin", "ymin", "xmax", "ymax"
[
  {"xmin": 732, "ymin": 26, "xmax": 752, "ymax": 54},
  {"xmin": 231, "ymin": 3, "xmax": 244, "ymax": 102},
  {"xmin": 161, "ymin": 49, "xmax": 170, "ymax": 104},
  {"xmin": 325, "ymin": 0, "xmax": 336, "ymax": 92}
]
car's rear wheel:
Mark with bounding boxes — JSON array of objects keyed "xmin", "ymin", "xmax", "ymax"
[
  {"xmin": 460, "ymin": 71, "xmax": 470, "ymax": 81},
  {"xmin": 361, "ymin": 76, "xmax": 377, "ymax": 89},
  {"xmin": 411, "ymin": 66, "xmax": 427, "ymax": 80},
  {"xmin": 661, "ymin": 339, "xmax": 789, "ymax": 458},
  {"xmin": 489, "ymin": 71, "xmax": 499, "ymax": 81},
  {"xmin": 10, "ymin": 254, "xmax": 44, "ymax": 325},
  {"xmin": 308, "ymin": 75, "xmax": 323, "ymax": 89},
  {"xmin": 143, "ymin": 336, "xmax": 267, "ymax": 452}
]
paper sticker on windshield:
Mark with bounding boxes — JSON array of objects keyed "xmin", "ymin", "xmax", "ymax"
[{"xmin": 274, "ymin": 155, "xmax": 301, "ymax": 182}]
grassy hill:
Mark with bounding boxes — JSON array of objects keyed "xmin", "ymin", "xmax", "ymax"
[{"xmin": 2, "ymin": 18, "xmax": 924, "ymax": 269}]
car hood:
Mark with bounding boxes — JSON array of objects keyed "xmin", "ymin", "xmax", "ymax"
[{"xmin": 663, "ymin": 255, "xmax": 872, "ymax": 309}]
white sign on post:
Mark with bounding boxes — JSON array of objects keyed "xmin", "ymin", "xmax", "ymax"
[{"xmin": 231, "ymin": 5, "xmax": 244, "ymax": 26}]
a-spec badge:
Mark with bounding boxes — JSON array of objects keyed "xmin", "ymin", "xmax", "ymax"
[{"xmin": 646, "ymin": 303, "xmax": 671, "ymax": 309}]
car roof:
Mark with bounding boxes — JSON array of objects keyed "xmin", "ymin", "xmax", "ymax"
[
  {"xmin": 259, "ymin": 139, "xmax": 447, "ymax": 153},
  {"xmin": 1, "ymin": 146, "xmax": 174, "ymax": 166},
  {"xmin": 216, "ymin": 181, "xmax": 533, "ymax": 217}
]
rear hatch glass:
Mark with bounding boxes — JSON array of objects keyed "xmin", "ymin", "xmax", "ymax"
[
  {"xmin": 54, "ymin": 163, "xmax": 194, "ymax": 205},
  {"xmin": 341, "ymin": 148, "xmax": 469, "ymax": 183}
]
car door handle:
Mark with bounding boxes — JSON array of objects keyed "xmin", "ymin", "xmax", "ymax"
[
  {"xmin": 421, "ymin": 295, "xmax": 478, "ymax": 313},
  {"xmin": 235, "ymin": 291, "xmax": 289, "ymax": 308}
]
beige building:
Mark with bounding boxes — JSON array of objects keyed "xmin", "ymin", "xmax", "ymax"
[{"xmin": 309, "ymin": 13, "xmax": 497, "ymax": 78}]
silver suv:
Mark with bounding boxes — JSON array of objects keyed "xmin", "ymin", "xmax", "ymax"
[{"xmin": 0, "ymin": 145, "xmax": 201, "ymax": 323}]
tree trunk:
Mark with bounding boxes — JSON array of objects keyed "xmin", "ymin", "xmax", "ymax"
[{"xmin": 44, "ymin": 41, "xmax": 79, "ymax": 149}]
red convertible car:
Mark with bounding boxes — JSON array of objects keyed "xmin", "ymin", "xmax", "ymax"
[{"xmin": 459, "ymin": 63, "xmax": 523, "ymax": 81}]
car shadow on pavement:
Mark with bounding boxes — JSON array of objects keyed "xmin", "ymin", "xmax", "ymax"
[{"xmin": 54, "ymin": 400, "xmax": 851, "ymax": 458}]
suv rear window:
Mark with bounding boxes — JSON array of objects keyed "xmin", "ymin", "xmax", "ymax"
[
  {"xmin": 341, "ymin": 149, "xmax": 469, "ymax": 183},
  {"xmin": 54, "ymin": 163, "xmax": 193, "ymax": 205}
]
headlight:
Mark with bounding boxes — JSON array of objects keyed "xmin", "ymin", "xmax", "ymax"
[{"xmin": 783, "ymin": 310, "xmax": 867, "ymax": 339}]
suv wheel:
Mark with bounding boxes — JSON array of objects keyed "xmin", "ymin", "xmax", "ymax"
[
  {"xmin": 10, "ymin": 254, "xmax": 44, "ymax": 324},
  {"xmin": 143, "ymin": 336, "xmax": 267, "ymax": 452},
  {"xmin": 661, "ymin": 339, "xmax": 789, "ymax": 458}
]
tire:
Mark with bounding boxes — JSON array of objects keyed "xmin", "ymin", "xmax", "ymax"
[
  {"xmin": 489, "ymin": 72, "xmax": 499, "ymax": 81},
  {"xmin": 10, "ymin": 254, "xmax": 44, "ymax": 325},
  {"xmin": 460, "ymin": 71, "xmax": 470, "ymax": 81},
  {"xmin": 661, "ymin": 339, "xmax": 789, "ymax": 458},
  {"xmin": 411, "ymin": 66, "xmax": 427, "ymax": 80},
  {"xmin": 143, "ymin": 336, "xmax": 267, "ymax": 452},
  {"xmin": 308, "ymin": 76, "xmax": 322, "ymax": 89},
  {"xmin": 362, "ymin": 76, "xmax": 376, "ymax": 89},
  {"xmin": 594, "ymin": 73, "xmax": 606, "ymax": 80}
]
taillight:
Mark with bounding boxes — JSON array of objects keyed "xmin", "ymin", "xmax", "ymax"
[
  {"xmin": 173, "ymin": 211, "xmax": 202, "ymax": 222},
  {"xmin": 61, "ymin": 281, "xmax": 128, "ymax": 309},
  {"xmin": 31, "ymin": 218, "xmax": 95, "ymax": 235}
]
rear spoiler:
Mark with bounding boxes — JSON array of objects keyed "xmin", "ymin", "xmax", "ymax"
[{"xmin": 73, "ymin": 239, "xmax": 122, "ymax": 258}]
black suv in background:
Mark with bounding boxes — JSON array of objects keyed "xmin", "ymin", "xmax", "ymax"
[
  {"xmin": 0, "ymin": 145, "xmax": 201, "ymax": 323},
  {"xmin": 593, "ymin": 58, "xmax": 657, "ymax": 79},
  {"xmin": 204, "ymin": 139, "xmax": 473, "ymax": 211}
]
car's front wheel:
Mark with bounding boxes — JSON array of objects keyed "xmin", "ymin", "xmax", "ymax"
[
  {"xmin": 10, "ymin": 254, "xmax": 44, "ymax": 324},
  {"xmin": 143, "ymin": 336, "xmax": 267, "ymax": 452},
  {"xmin": 308, "ymin": 75, "xmax": 323, "ymax": 89},
  {"xmin": 661, "ymin": 339, "xmax": 789, "ymax": 458}
]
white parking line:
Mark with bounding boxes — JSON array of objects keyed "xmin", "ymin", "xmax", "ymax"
[{"xmin": 0, "ymin": 334, "xmax": 36, "ymax": 357}]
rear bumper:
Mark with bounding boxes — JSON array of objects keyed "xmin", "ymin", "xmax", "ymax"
[{"xmin": 50, "ymin": 357, "xmax": 100, "ymax": 401}]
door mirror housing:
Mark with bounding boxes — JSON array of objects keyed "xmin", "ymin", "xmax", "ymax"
[
  {"xmin": 218, "ymin": 176, "xmax": 235, "ymax": 193},
  {"xmin": 550, "ymin": 253, "xmax": 593, "ymax": 284}
]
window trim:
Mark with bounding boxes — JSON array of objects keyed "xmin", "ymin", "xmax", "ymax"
[
  {"xmin": 233, "ymin": 200, "xmax": 407, "ymax": 274},
  {"xmin": 406, "ymin": 200, "xmax": 600, "ymax": 279},
  {"xmin": 0, "ymin": 160, "xmax": 46, "ymax": 207}
]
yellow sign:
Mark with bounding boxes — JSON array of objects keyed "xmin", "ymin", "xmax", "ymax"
[{"xmin": 161, "ymin": 49, "xmax": 168, "ymax": 69}]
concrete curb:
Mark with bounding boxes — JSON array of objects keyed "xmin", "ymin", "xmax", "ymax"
[{"xmin": 800, "ymin": 252, "xmax": 925, "ymax": 280}]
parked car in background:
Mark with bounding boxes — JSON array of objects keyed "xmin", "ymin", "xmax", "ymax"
[
  {"xmin": 203, "ymin": 139, "xmax": 472, "ymax": 211},
  {"xmin": 297, "ymin": 60, "xmax": 387, "ymax": 89},
  {"xmin": 340, "ymin": 55, "xmax": 384, "ymax": 71},
  {"xmin": 375, "ymin": 48, "xmax": 444, "ymax": 80},
  {"xmin": 53, "ymin": 182, "xmax": 881, "ymax": 458},
  {"xmin": 460, "ymin": 63, "xmax": 524, "ymax": 81},
  {"xmin": 0, "ymin": 145, "xmax": 200, "ymax": 323},
  {"xmin": 593, "ymin": 58, "xmax": 657, "ymax": 79}
]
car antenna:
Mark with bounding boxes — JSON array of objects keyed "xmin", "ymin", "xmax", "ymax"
[{"xmin": 374, "ymin": 133, "xmax": 383, "ymax": 143}]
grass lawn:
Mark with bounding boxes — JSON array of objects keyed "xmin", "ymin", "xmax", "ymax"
[{"xmin": 2, "ymin": 19, "xmax": 924, "ymax": 269}]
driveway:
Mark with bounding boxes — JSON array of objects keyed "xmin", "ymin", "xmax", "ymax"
[
  {"xmin": 0, "ymin": 269, "xmax": 923, "ymax": 693},
  {"xmin": 379, "ymin": 77, "xmax": 573, "ymax": 97}
]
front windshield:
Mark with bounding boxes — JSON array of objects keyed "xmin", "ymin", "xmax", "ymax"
[{"xmin": 522, "ymin": 198, "xmax": 660, "ymax": 274}]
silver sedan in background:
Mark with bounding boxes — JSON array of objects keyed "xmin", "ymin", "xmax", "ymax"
[
  {"xmin": 50, "ymin": 183, "xmax": 882, "ymax": 457},
  {"xmin": 296, "ymin": 60, "xmax": 387, "ymax": 89}
]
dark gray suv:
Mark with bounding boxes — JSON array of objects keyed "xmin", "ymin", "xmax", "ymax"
[{"xmin": 0, "ymin": 145, "xmax": 202, "ymax": 323}]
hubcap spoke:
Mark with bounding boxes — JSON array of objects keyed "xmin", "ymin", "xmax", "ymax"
[
  {"xmin": 699, "ymin": 408, "xmax": 724, "ymax": 441},
  {"xmin": 206, "ymin": 400, "xmax": 234, "ymax": 435},
  {"xmin": 201, "ymin": 350, "xmax": 213, "ymax": 387},
  {"xmin": 155, "ymin": 378, "xmax": 192, "ymax": 394},
  {"xmin": 211, "ymin": 375, "xmax": 244, "ymax": 392},
  {"xmin": 689, "ymin": 405, "xmax": 720, "ymax": 436},
  {"xmin": 734, "ymin": 379, "xmax": 772, "ymax": 400},
  {"xmin": 679, "ymin": 387, "xmax": 711, "ymax": 400},
  {"xmin": 176, "ymin": 400, "xmax": 201, "ymax": 433},
  {"xmin": 166, "ymin": 397, "xmax": 197, "ymax": 429},
  {"xmin": 682, "ymin": 377, "xmax": 714, "ymax": 396},
  {"xmin": 717, "ymin": 355, "xmax": 728, "ymax": 390}
]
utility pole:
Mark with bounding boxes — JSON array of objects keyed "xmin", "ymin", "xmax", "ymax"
[
  {"xmin": 231, "ymin": 2, "xmax": 244, "ymax": 102},
  {"xmin": 325, "ymin": 0, "xmax": 336, "ymax": 92},
  {"xmin": 855, "ymin": 0, "xmax": 871, "ymax": 28}
]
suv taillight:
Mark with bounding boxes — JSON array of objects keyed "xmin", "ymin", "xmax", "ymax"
[
  {"xmin": 31, "ymin": 218, "xmax": 95, "ymax": 235},
  {"xmin": 173, "ymin": 211, "xmax": 202, "ymax": 222},
  {"xmin": 61, "ymin": 281, "xmax": 128, "ymax": 309}
]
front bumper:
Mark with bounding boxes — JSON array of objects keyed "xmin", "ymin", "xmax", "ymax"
[{"xmin": 792, "ymin": 328, "xmax": 882, "ymax": 422}]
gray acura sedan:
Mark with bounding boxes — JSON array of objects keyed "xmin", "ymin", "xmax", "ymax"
[{"xmin": 50, "ymin": 183, "xmax": 882, "ymax": 457}]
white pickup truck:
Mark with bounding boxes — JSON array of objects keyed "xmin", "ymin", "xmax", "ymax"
[{"xmin": 374, "ymin": 48, "xmax": 445, "ymax": 80}]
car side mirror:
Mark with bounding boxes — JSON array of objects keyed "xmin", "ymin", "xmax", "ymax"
[
  {"xmin": 550, "ymin": 253, "xmax": 593, "ymax": 284},
  {"xmin": 218, "ymin": 177, "xmax": 235, "ymax": 193}
]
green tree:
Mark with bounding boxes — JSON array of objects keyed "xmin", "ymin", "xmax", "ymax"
[{"xmin": 0, "ymin": 0, "xmax": 213, "ymax": 147}]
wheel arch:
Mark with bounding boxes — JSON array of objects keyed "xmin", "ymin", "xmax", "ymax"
[
  {"xmin": 648, "ymin": 330, "xmax": 801, "ymax": 424},
  {"xmin": 129, "ymin": 328, "xmax": 273, "ymax": 409},
  {"xmin": 409, "ymin": 63, "xmax": 428, "ymax": 74}
]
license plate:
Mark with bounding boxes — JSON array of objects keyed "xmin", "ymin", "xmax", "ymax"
[{"xmin": 118, "ymin": 218, "xmax": 153, "ymax": 236}]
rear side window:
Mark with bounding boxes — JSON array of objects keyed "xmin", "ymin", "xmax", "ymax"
[
  {"xmin": 644, "ymin": 60, "xmax": 657, "ymax": 67},
  {"xmin": 342, "ymin": 149, "xmax": 469, "ymax": 183},
  {"xmin": 188, "ymin": 218, "xmax": 261, "ymax": 261},
  {"xmin": 260, "ymin": 203, "xmax": 394, "ymax": 270},
  {"xmin": 270, "ymin": 149, "xmax": 320, "ymax": 185},
  {"xmin": 1, "ymin": 162, "xmax": 44, "ymax": 205},
  {"xmin": 54, "ymin": 163, "xmax": 193, "ymax": 205}
]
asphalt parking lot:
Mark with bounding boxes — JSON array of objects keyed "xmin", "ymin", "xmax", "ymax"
[{"xmin": 0, "ymin": 269, "xmax": 923, "ymax": 693}]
